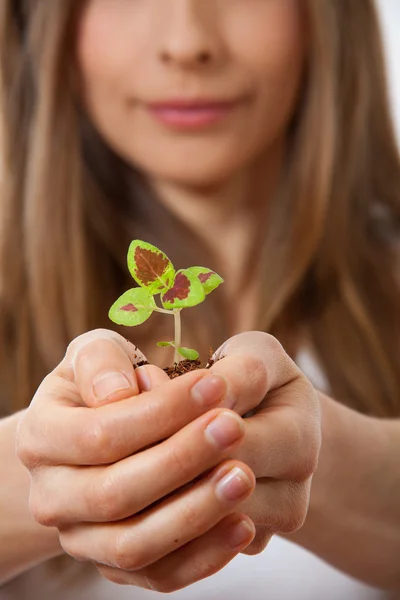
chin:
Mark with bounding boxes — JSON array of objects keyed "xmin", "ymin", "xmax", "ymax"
[
  {"xmin": 139, "ymin": 160, "xmax": 239, "ymax": 189},
  {"xmin": 124, "ymin": 142, "xmax": 252, "ymax": 189}
]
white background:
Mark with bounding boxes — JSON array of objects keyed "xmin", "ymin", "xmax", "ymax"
[{"xmin": 377, "ymin": 0, "xmax": 400, "ymax": 139}]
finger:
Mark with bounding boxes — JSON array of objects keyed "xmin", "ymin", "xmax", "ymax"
[
  {"xmin": 135, "ymin": 364, "xmax": 169, "ymax": 392},
  {"xmin": 95, "ymin": 514, "xmax": 255, "ymax": 592},
  {"xmin": 239, "ymin": 478, "xmax": 311, "ymax": 551},
  {"xmin": 233, "ymin": 380, "xmax": 321, "ymax": 480},
  {"xmin": 208, "ymin": 353, "xmax": 268, "ymax": 416},
  {"xmin": 18, "ymin": 369, "xmax": 229, "ymax": 467},
  {"xmin": 211, "ymin": 331, "xmax": 302, "ymax": 400},
  {"xmin": 239, "ymin": 525, "xmax": 273, "ymax": 557},
  {"xmin": 59, "ymin": 460, "xmax": 255, "ymax": 570},
  {"xmin": 29, "ymin": 409, "xmax": 246, "ymax": 525},
  {"xmin": 60, "ymin": 329, "xmax": 149, "ymax": 407}
]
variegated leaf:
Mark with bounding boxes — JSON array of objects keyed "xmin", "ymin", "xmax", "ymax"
[
  {"xmin": 185, "ymin": 267, "xmax": 224, "ymax": 296},
  {"xmin": 161, "ymin": 269, "xmax": 205, "ymax": 310},
  {"xmin": 108, "ymin": 288, "xmax": 156, "ymax": 327},
  {"xmin": 127, "ymin": 240, "xmax": 175, "ymax": 295}
]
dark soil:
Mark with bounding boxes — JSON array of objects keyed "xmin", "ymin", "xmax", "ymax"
[
  {"xmin": 132, "ymin": 352, "xmax": 217, "ymax": 379},
  {"xmin": 163, "ymin": 349, "xmax": 217, "ymax": 378},
  {"xmin": 164, "ymin": 359, "xmax": 203, "ymax": 378}
]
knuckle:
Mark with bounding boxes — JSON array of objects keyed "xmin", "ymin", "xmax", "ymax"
[
  {"xmin": 15, "ymin": 418, "xmax": 42, "ymax": 470},
  {"xmin": 141, "ymin": 395, "xmax": 163, "ymax": 430},
  {"xmin": 179, "ymin": 497, "xmax": 202, "ymax": 530},
  {"xmin": 277, "ymin": 483, "xmax": 309, "ymax": 534},
  {"xmin": 165, "ymin": 443, "xmax": 193, "ymax": 482},
  {"xmin": 241, "ymin": 354, "xmax": 269, "ymax": 399},
  {"xmin": 284, "ymin": 415, "xmax": 320, "ymax": 482},
  {"xmin": 79, "ymin": 415, "xmax": 111, "ymax": 463},
  {"xmin": 295, "ymin": 457, "xmax": 317, "ymax": 483},
  {"xmin": 90, "ymin": 473, "xmax": 121, "ymax": 521},
  {"xmin": 298, "ymin": 377, "xmax": 320, "ymax": 413},
  {"xmin": 241, "ymin": 527, "xmax": 272, "ymax": 555},
  {"xmin": 29, "ymin": 490, "xmax": 59, "ymax": 527},
  {"xmin": 58, "ymin": 529, "xmax": 86, "ymax": 562},
  {"xmin": 300, "ymin": 444, "xmax": 320, "ymax": 480},
  {"xmin": 280, "ymin": 508, "xmax": 306, "ymax": 534},
  {"xmin": 295, "ymin": 423, "xmax": 321, "ymax": 482},
  {"xmin": 113, "ymin": 532, "xmax": 143, "ymax": 571},
  {"xmin": 15, "ymin": 437, "xmax": 35, "ymax": 469}
]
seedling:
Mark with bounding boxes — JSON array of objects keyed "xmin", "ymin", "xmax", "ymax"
[{"xmin": 109, "ymin": 240, "xmax": 224, "ymax": 364}]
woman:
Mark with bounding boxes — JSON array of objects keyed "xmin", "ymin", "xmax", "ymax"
[{"xmin": 0, "ymin": 0, "xmax": 399, "ymax": 598}]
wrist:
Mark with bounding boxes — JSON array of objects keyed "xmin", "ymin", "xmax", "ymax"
[
  {"xmin": 287, "ymin": 394, "xmax": 399, "ymax": 589},
  {"xmin": 0, "ymin": 411, "xmax": 63, "ymax": 584}
]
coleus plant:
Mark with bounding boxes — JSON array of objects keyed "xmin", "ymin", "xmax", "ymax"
[{"xmin": 109, "ymin": 240, "xmax": 224, "ymax": 364}]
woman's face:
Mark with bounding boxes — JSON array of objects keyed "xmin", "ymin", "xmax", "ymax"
[{"xmin": 77, "ymin": 0, "xmax": 306, "ymax": 187}]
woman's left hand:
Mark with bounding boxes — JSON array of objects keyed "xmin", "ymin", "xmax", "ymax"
[{"xmin": 210, "ymin": 332, "xmax": 321, "ymax": 555}]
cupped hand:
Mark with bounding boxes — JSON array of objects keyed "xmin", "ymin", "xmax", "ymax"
[
  {"xmin": 209, "ymin": 332, "xmax": 321, "ymax": 555},
  {"xmin": 16, "ymin": 329, "xmax": 256, "ymax": 591},
  {"xmin": 16, "ymin": 329, "xmax": 321, "ymax": 592}
]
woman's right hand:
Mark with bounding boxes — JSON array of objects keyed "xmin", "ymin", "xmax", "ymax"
[{"xmin": 16, "ymin": 329, "xmax": 258, "ymax": 590}]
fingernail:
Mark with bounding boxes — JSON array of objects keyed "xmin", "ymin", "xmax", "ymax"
[
  {"xmin": 191, "ymin": 374, "xmax": 227, "ymax": 407},
  {"xmin": 225, "ymin": 519, "xmax": 254, "ymax": 550},
  {"xmin": 93, "ymin": 371, "xmax": 131, "ymax": 402},
  {"xmin": 215, "ymin": 467, "xmax": 253, "ymax": 502},
  {"xmin": 205, "ymin": 412, "xmax": 244, "ymax": 449}
]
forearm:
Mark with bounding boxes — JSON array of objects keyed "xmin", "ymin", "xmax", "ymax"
[
  {"xmin": 287, "ymin": 393, "xmax": 400, "ymax": 590},
  {"xmin": 0, "ymin": 411, "xmax": 62, "ymax": 585}
]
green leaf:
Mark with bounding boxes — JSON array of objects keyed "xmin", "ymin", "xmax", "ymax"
[
  {"xmin": 161, "ymin": 269, "xmax": 205, "ymax": 310},
  {"xmin": 127, "ymin": 240, "xmax": 175, "ymax": 295},
  {"xmin": 109, "ymin": 288, "xmax": 156, "ymax": 327},
  {"xmin": 185, "ymin": 267, "xmax": 224, "ymax": 296},
  {"xmin": 157, "ymin": 341, "xmax": 175, "ymax": 348},
  {"xmin": 178, "ymin": 347, "xmax": 200, "ymax": 361}
]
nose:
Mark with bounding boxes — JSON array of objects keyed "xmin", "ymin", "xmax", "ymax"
[{"xmin": 157, "ymin": 1, "xmax": 225, "ymax": 68}]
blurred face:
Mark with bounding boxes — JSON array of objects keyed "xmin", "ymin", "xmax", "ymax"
[{"xmin": 76, "ymin": 0, "xmax": 306, "ymax": 187}]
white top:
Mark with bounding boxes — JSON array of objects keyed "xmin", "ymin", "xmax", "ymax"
[
  {"xmin": 0, "ymin": 351, "xmax": 390, "ymax": 599},
  {"xmin": 0, "ymin": 538, "xmax": 387, "ymax": 600}
]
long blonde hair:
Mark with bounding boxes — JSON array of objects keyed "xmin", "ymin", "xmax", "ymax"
[{"xmin": 1, "ymin": 0, "xmax": 400, "ymax": 417}]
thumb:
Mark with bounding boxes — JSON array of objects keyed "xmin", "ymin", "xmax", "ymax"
[
  {"xmin": 211, "ymin": 330, "xmax": 297, "ymax": 392},
  {"xmin": 59, "ymin": 329, "xmax": 148, "ymax": 407}
]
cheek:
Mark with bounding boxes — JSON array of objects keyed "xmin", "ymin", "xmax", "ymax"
[
  {"xmin": 227, "ymin": 3, "xmax": 306, "ymax": 142},
  {"xmin": 76, "ymin": 2, "xmax": 139, "ymax": 99},
  {"xmin": 76, "ymin": 4, "xmax": 111, "ymax": 82},
  {"xmin": 226, "ymin": 0, "xmax": 305, "ymax": 70}
]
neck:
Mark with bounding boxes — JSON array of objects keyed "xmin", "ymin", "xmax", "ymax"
[
  {"xmin": 150, "ymin": 141, "xmax": 285, "ymax": 333},
  {"xmin": 151, "ymin": 142, "xmax": 284, "ymax": 284}
]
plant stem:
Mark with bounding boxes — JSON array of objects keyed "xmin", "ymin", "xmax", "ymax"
[
  {"xmin": 173, "ymin": 309, "xmax": 182, "ymax": 364},
  {"xmin": 152, "ymin": 306, "xmax": 172, "ymax": 316}
]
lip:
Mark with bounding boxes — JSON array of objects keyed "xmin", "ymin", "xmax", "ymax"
[{"xmin": 144, "ymin": 98, "xmax": 241, "ymax": 130}]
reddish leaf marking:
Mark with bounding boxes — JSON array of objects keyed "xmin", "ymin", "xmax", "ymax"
[
  {"xmin": 162, "ymin": 273, "xmax": 191, "ymax": 303},
  {"xmin": 121, "ymin": 303, "xmax": 138, "ymax": 313},
  {"xmin": 198, "ymin": 271, "xmax": 213, "ymax": 283},
  {"xmin": 135, "ymin": 247, "xmax": 169, "ymax": 285}
]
